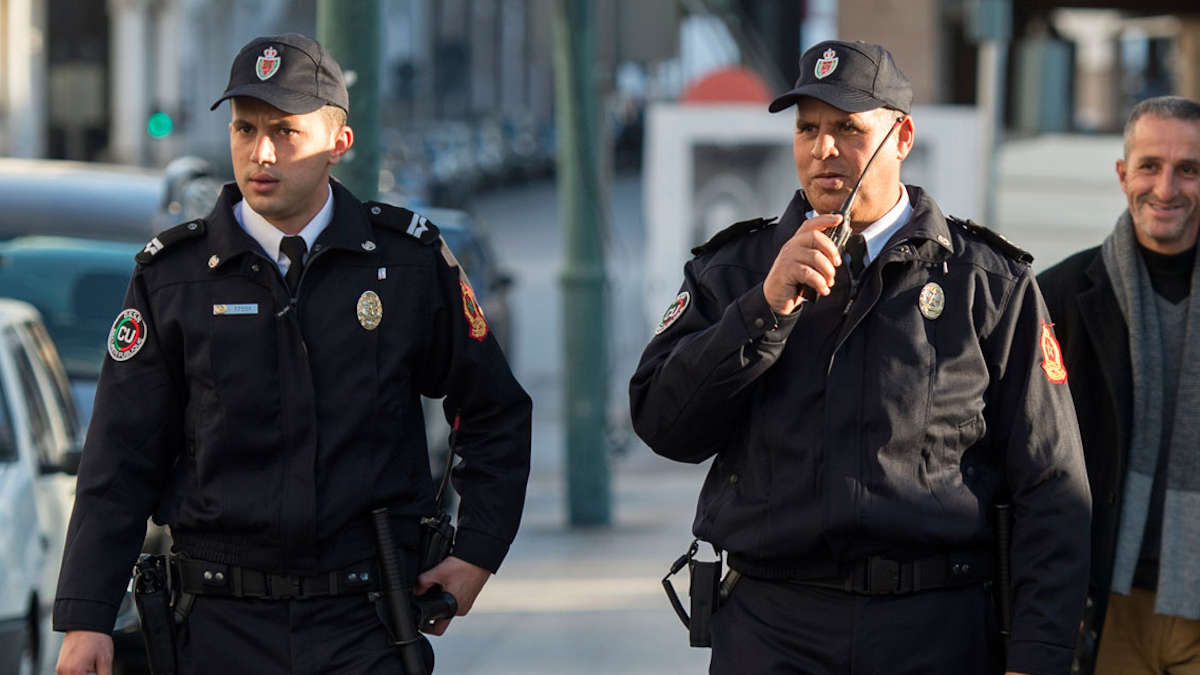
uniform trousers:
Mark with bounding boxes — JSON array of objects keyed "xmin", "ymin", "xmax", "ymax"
[
  {"xmin": 173, "ymin": 593, "xmax": 428, "ymax": 674},
  {"xmin": 1095, "ymin": 588, "xmax": 1200, "ymax": 675},
  {"xmin": 709, "ymin": 575, "xmax": 1002, "ymax": 675}
]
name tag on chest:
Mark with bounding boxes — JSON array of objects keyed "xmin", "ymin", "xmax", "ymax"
[{"xmin": 213, "ymin": 303, "xmax": 259, "ymax": 316}]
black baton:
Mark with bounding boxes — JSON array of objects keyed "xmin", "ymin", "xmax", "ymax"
[
  {"xmin": 994, "ymin": 503, "xmax": 1013, "ymax": 639},
  {"xmin": 372, "ymin": 508, "xmax": 429, "ymax": 675}
]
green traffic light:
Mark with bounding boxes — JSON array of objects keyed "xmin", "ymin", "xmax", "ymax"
[{"xmin": 147, "ymin": 111, "xmax": 173, "ymax": 138}]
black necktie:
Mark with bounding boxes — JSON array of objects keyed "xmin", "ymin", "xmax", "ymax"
[
  {"xmin": 280, "ymin": 235, "xmax": 307, "ymax": 294},
  {"xmin": 844, "ymin": 233, "xmax": 867, "ymax": 280}
]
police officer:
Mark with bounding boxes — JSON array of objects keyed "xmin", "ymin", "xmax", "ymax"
[
  {"xmin": 54, "ymin": 33, "xmax": 531, "ymax": 674},
  {"xmin": 630, "ymin": 40, "xmax": 1090, "ymax": 674}
]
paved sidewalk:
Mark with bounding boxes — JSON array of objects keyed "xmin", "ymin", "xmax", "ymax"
[
  {"xmin": 430, "ymin": 175, "xmax": 714, "ymax": 673},
  {"xmin": 431, "ymin": 450, "xmax": 712, "ymax": 674}
]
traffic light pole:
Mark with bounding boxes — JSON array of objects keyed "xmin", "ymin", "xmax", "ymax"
[
  {"xmin": 554, "ymin": 0, "xmax": 611, "ymax": 526},
  {"xmin": 317, "ymin": 0, "xmax": 382, "ymax": 201}
]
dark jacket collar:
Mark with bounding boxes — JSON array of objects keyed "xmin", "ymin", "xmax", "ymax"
[
  {"xmin": 205, "ymin": 178, "xmax": 374, "ymax": 268},
  {"xmin": 772, "ymin": 185, "xmax": 954, "ymax": 259}
]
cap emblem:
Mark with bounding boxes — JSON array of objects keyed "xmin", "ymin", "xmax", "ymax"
[
  {"xmin": 256, "ymin": 46, "xmax": 281, "ymax": 81},
  {"xmin": 814, "ymin": 49, "xmax": 839, "ymax": 80}
]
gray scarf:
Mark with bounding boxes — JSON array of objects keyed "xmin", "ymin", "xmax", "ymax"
[{"xmin": 1102, "ymin": 210, "xmax": 1200, "ymax": 618}]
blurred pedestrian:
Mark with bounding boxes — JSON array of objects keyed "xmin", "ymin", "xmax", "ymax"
[
  {"xmin": 53, "ymin": 32, "xmax": 531, "ymax": 674},
  {"xmin": 630, "ymin": 40, "xmax": 1090, "ymax": 674},
  {"xmin": 1038, "ymin": 95, "xmax": 1200, "ymax": 675}
]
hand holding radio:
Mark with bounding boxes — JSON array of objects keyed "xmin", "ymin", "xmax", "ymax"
[{"xmin": 763, "ymin": 213, "xmax": 845, "ymax": 314}]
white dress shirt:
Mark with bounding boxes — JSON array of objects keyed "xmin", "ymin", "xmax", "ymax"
[
  {"xmin": 807, "ymin": 184, "xmax": 914, "ymax": 266},
  {"xmin": 233, "ymin": 184, "xmax": 334, "ymax": 275}
]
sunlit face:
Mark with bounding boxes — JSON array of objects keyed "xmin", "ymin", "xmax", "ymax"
[
  {"xmin": 792, "ymin": 98, "xmax": 914, "ymax": 229},
  {"xmin": 229, "ymin": 98, "xmax": 352, "ymax": 233},
  {"xmin": 1116, "ymin": 114, "xmax": 1200, "ymax": 255}
]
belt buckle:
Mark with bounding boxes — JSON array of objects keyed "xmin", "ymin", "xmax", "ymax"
[
  {"xmin": 866, "ymin": 556, "xmax": 900, "ymax": 594},
  {"xmin": 266, "ymin": 573, "xmax": 302, "ymax": 600}
]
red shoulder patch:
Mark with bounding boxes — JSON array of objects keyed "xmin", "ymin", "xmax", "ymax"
[
  {"xmin": 460, "ymin": 279, "xmax": 488, "ymax": 341},
  {"xmin": 1040, "ymin": 322, "xmax": 1067, "ymax": 384}
]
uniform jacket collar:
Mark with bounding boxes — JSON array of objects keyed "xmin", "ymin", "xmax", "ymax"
[
  {"xmin": 205, "ymin": 179, "xmax": 375, "ymax": 269},
  {"xmin": 773, "ymin": 184, "xmax": 955, "ymax": 262}
]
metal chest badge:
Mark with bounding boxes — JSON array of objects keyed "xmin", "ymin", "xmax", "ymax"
[
  {"xmin": 357, "ymin": 291, "xmax": 383, "ymax": 331},
  {"xmin": 460, "ymin": 279, "xmax": 489, "ymax": 341},
  {"xmin": 918, "ymin": 282, "xmax": 945, "ymax": 319},
  {"xmin": 814, "ymin": 49, "xmax": 839, "ymax": 79},
  {"xmin": 256, "ymin": 46, "xmax": 281, "ymax": 81},
  {"xmin": 108, "ymin": 308, "xmax": 148, "ymax": 361}
]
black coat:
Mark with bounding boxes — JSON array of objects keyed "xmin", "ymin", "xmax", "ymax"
[
  {"xmin": 54, "ymin": 180, "xmax": 531, "ymax": 633},
  {"xmin": 631, "ymin": 186, "xmax": 1092, "ymax": 674},
  {"xmin": 1037, "ymin": 245, "xmax": 1131, "ymax": 671}
]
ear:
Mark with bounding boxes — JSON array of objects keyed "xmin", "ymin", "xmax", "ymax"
[
  {"xmin": 329, "ymin": 125, "xmax": 354, "ymax": 165},
  {"xmin": 1115, "ymin": 158, "xmax": 1127, "ymax": 191},
  {"xmin": 895, "ymin": 115, "xmax": 915, "ymax": 161}
]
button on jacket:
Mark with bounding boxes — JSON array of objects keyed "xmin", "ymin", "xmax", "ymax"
[
  {"xmin": 54, "ymin": 180, "xmax": 531, "ymax": 633},
  {"xmin": 630, "ymin": 186, "xmax": 1091, "ymax": 673}
]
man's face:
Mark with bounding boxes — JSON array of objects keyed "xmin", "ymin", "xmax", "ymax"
[
  {"xmin": 792, "ymin": 98, "xmax": 913, "ymax": 228},
  {"xmin": 229, "ymin": 98, "xmax": 351, "ymax": 232},
  {"xmin": 1116, "ymin": 114, "xmax": 1200, "ymax": 255}
]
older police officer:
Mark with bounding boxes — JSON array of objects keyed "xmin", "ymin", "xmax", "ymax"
[
  {"xmin": 631, "ymin": 40, "xmax": 1090, "ymax": 674},
  {"xmin": 55, "ymin": 33, "xmax": 531, "ymax": 674}
]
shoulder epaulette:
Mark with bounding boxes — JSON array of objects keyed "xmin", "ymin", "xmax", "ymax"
[
  {"xmin": 364, "ymin": 201, "xmax": 441, "ymax": 246},
  {"xmin": 691, "ymin": 217, "xmax": 777, "ymax": 256},
  {"xmin": 135, "ymin": 219, "xmax": 206, "ymax": 264},
  {"xmin": 949, "ymin": 216, "xmax": 1033, "ymax": 265}
]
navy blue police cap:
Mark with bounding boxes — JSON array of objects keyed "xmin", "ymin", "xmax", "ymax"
[
  {"xmin": 769, "ymin": 40, "xmax": 912, "ymax": 115},
  {"xmin": 211, "ymin": 33, "xmax": 349, "ymax": 115}
]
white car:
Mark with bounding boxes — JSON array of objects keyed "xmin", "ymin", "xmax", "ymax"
[{"xmin": 0, "ymin": 299, "xmax": 83, "ymax": 675}]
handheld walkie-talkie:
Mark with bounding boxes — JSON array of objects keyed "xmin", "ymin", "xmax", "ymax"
[{"xmin": 797, "ymin": 116, "xmax": 905, "ymax": 306}]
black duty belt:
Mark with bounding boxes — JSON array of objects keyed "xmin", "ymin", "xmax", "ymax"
[
  {"xmin": 730, "ymin": 551, "xmax": 993, "ymax": 596},
  {"xmin": 171, "ymin": 556, "xmax": 378, "ymax": 600},
  {"xmin": 792, "ymin": 552, "xmax": 993, "ymax": 595}
]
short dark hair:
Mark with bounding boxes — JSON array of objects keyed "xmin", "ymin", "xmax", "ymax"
[
  {"xmin": 1124, "ymin": 96, "xmax": 1200, "ymax": 158},
  {"xmin": 321, "ymin": 104, "xmax": 347, "ymax": 130}
]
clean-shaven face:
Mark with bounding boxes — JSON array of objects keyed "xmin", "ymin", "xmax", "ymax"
[{"xmin": 229, "ymin": 98, "xmax": 349, "ymax": 232}]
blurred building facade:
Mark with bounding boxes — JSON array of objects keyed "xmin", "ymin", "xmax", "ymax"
[
  {"xmin": 0, "ymin": 1, "xmax": 1197, "ymax": 169},
  {"xmin": 0, "ymin": 0, "xmax": 676, "ymax": 200}
]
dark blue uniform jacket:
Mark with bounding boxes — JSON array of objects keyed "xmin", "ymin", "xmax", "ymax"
[
  {"xmin": 54, "ymin": 180, "xmax": 531, "ymax": 633},
  {"xmin": 630, "ymin": 186, "xmax": 1091, "ymax": 674}
]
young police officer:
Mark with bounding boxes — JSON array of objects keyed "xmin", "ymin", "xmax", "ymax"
[
  {"xmin": 54, "ymin": 34, "xmax": 531, "ymax": 674},
  {"xmin": 630, "ymin": 40, "xmax": 1091, "ymax": 674}
]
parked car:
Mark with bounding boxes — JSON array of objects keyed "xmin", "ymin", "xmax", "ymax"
[
  {"xmin": 0, "ymin": 158, "xmax": 217, "ymax": 674},
  {"xmin": 0, "ymin": 237, "xmax": 140, "ymax": 427},
  {"xmin": 0, "ymin": 157, "xmax": 221, "ymax": 244},
  {"xmin": 0, "ymin": 299, "xmax": 83, "ymax": 675}
]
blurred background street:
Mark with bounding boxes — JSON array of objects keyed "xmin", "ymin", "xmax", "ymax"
[{"xmin": 0, "ymin": 0, "xmax": 1197, "ymax": 673}]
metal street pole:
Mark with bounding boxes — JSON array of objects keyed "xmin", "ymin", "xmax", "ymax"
[
  {"xmin": 554, "ymin": 0, "xmax": 611, "ymax": 526},
  {"xmin": 970, "ymin": 0, "xmax": 1011, "ymax": 228},
  {"xmin": 318, "ymin": 0, "xmax": 382, "ymax": 201}
]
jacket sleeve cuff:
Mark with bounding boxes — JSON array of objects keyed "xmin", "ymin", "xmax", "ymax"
[
  {"xmin": 1006, "ymin": 639, "xmax": 1075, "ymax": 675},
  {"xmin": 452, "ymin": 528, "xmax": 510, "ymax": 574},
  {"xmin": 736, "ymin": 284, "xmax": 800, "ymax": 343},
  {"xmin": 53, "ymin": 598, "xmax": 118, "ymax": 634}
]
